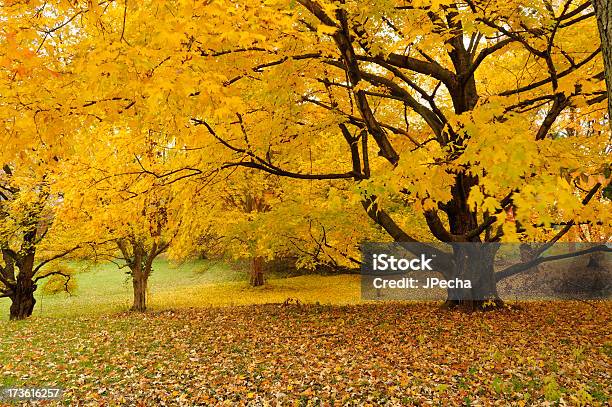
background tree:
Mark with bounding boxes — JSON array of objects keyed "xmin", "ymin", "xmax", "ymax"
[
  {"xmin": 221, "ymin": 173, "xmax": 276, "ymax": 287},
  {"xmin": 114, "ymin": 232, "xmax": 170, "ymax": 312},
  {"xmin": 170, "ymin": 166, "xmax": 405, "ymax": 286},
  {"xmin": 61, "ymin": 184, "xmax": 174, "ymax": 313},
  {"xmin": 108, "ymin": 188, "xmax": 173, "ymax": 312},
  {"xmin": 0, "ymin": 163, "xmax": 80, "ymax": 320},
  {"xmin": 58, "ymin": 130, "xmax": 184, "ymax": 312}
]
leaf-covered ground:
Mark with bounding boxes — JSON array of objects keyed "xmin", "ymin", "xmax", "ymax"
[{"xmin": 1, "ymin": 302, "xmax": 610, "ymax": 406}]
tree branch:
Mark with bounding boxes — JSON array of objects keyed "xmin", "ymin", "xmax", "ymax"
[
  {"xmin": 423, "ymin": 210, "xmax": 454, "ymax": 242},
  {"xmin": 496, "ymin": 244, "xmax": 611, "ymax": 281},
  {"xmin": 464, "ymin": 191, "xmax": 516, "ymax": 240},
  {"xmin": 530, "ymin": 182, "xmax": 602, "ymax": 257},
  {"xmin": 499, "ymin": 48, "xmax": 600, "ymax": 96},
  {"xmin": 34, "ymin": 246, "xmax": 81, "ymax": 274},
  {"xmin": 465, "ymin": 38, "xmax": 515, "ymax": 81},
  {"xmin": 535, "ymin": 94, "xmax": 570, "ymax": 140},
  {"xmin": 361, "ymin": 196, "xmax": 454, "ymax": 272},
  {"xmin": 33, "ymin": 269, "xmax": 71, "ymax": 284},
  {"xmin": 297, "ymin": 0, "xmax": 400, "ymax": 165},
  {"xmin": 0, "ymin": 290, "xmax": 13, "ymax": 298},
  {"xmin": 197, "ymin": 118, "xmax": 360, "ymax": 180}
]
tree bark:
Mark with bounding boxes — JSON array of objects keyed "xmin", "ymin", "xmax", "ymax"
[
  {"xmin": 594, "ymin": 0, "xmax": 612, "ymax": 125},
  {"xmin": 9, "ymin": 280, "xmax": 36, "ymax": 320},
  {"xmin": 439, "ymin": 174, "xmax": 504, "ymax": 310},
  {"xmin": 117, "ymin": 238, "xmax": 165, "ymax": 313},
  {"xmin": 444, "ymin": 244, "xmax": 503, "ymax": 311},
  {"xmin": 9, "ymin": 254, "xmax": 37, "ymax": 320},
  {"xmin": 131, "ymin": 265, "xmax": 148, "ymax": 312},
  {"xmin": 250, "ymin": 256, "xmax": 265, "ymax": 287}
]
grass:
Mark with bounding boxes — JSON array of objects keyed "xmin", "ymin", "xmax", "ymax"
[{"xmin": 0, "ymin": 259, "xmax": 362, "ymax": 319}]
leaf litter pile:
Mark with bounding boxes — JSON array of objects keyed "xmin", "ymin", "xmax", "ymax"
[{"xmin": 1, "ymin": 302, "xmax": 610, "ymax": 406}]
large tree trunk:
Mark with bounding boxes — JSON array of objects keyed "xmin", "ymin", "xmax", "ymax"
[
  {"xmin": 594, "ymin": 0, "xmax": 612, "ymax": 124},
  {"xmin": 9, "ymin": 278, "xmax": 37, "ymax": 320},
  {"xmin": 444, "ymin": 244, "xmax": 503, "ymax": 311},
  {"xmin": 131, "ymin": 265, "xmax": 148, "ymax": 312},
  {"xmin": 9, "ymin": 254, "xmax": 37, "ymax": 320},
  {"xmin": 250, "ymin": 256, "xmax": 265, "ymax": 287},
  {"xmin": 443, "ymin": 174, "xmax": 504, "ymax": 310}
]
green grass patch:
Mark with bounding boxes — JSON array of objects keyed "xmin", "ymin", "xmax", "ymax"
[{"xmin": 0, "ymin": 259, "xmax": 361, "ymax": 319}]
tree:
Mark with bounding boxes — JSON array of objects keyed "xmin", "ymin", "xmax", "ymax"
[
  {"xmin": 171, "ymin": 169, "xmax": 392, "ymax": 287},
  {"xmin": 115, "ymin": 236, "xmax": 169, "ymax": 312},
  {"xmin": 61, "ymin": 177, "xmax": 174, "ymax": 313},
  {"xmin": 221, "ymin": 174, "xmax": 276, "ymax": 286},
  {"xmin": 4, "ymin": 1, "xmax": 610, "ymax": 310},
  {"xmin": 593, "ymin": 0, "xmax": 612, "ymax": 125},
  {"xmin": 114, "ymin": 186, "xmax": 173, "ymax": 312},
  {"xmin": 0, "ymin": 164, "xmax": 79, "ymax": 320},
  {"xmin": 57, "ymin": 131, "xmax": 180, "ymax": 313},
  {"xmin": 148, "ymin": 0, "xmax": 610, "ymax": 309},
  {"xmin": 0, "ymin": 2, "xmax": 107, "ymax": 320}
]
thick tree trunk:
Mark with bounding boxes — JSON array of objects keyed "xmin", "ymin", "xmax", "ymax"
[
  {"xmin": 593, "ymin": 0, "xmax": 612, "ymax": 124},
  {"xmin": 131, "ymin": 266, "xmax": 148, "ymax": 312},
  {"xmin": 250, "ymin": 256, "xmax": 265, "ymax": 287},
  {"xmin": 444, "ymin": 244, "xmax": 503, "ymax": 311},
  {"xmin": 9, "ymin": 283, "xmax": 37, "ymax": 320},
  {"xmin": 9, "ymin": 262, "xmax": 37, "ymax": 321},
  {"xmin": 443, "ymin": 175, "xmax": 504, "ymax": 310}
]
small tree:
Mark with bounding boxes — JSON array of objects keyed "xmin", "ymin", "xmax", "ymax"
[
  {"xmin": 59, "ymin": 129, "xmax": 179, "ymax": 313},
  {"xmin": 222, "ymin": 173, "xmax": 276, "ymax": 287},
  {"xmin": 115, "ymin": 236, "xmax": 169, "ymax": 312},
  {"xmin": 64, "ymin": 193, "xmax": 173, "ymax": 313},
  {"xmin": 65, "ymin": 184, "xmax": 174, "ymax": 313}
]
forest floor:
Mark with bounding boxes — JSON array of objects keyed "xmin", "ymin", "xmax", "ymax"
[{"xmin": 1, "ymin": 302, "xmax": 610, "ymax": 406}]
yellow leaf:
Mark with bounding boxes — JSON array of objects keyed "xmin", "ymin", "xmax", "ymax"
[{"xmin": 317, "ymin": 24, "xmax": 337, "ymax": 36}]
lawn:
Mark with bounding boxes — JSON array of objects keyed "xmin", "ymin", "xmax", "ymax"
[{"xmin": 0, "ymin": 259, "xmax": 362, "ymax": 319}]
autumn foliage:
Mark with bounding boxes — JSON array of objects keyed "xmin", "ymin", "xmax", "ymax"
[
  {"xmin": 0, "ymin": 1, "xmax": 611, "ymax": 405},
  {"xmin": 1, "ymin": 302, "xmax": 610, "ymax": 405}
]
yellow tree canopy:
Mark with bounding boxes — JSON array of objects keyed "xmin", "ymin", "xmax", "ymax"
[{"xmin": 1, "ymin": 0, "xmax": 610, "ymax": 255}]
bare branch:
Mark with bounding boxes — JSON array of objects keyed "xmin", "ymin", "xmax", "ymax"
[
  {"xmin": 496, "ymin": 244, "xmax": 611, "ymax": 281},
  {"xmin": 34, "ymin": 246, "xmax": 81, "ymax": 274},
  {"xmin": 500, "ymin": 49, "xmax": 600, "ymax": 96}
]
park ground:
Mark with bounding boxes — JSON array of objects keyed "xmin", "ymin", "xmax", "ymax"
[{"xmin": 0, "ymin": 261, "xmax": 610, "ymax": 405}]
